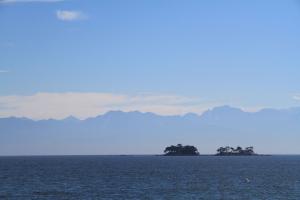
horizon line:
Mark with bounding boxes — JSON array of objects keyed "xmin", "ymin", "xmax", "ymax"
[{"xmin": 0, "ymin": 154, "xmax": 299, "ymax": 157}]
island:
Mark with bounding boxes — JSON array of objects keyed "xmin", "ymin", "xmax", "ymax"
[
  {"xmin": 216, "ymin": 146, "xmax": 256, "ymax": 156},
  {"xmin": 164, "ymin": 144, "xmax": 199, "ymax": 156}
]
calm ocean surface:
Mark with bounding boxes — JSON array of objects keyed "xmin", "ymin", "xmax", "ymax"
[{"xmin": 1, "ymin": 155, "xmax": 300, "ymax": 199}]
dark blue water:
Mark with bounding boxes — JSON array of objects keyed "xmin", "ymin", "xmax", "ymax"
[{"xmin": 1, "ymin": 156, "xmax": 300, "ymax": 199}]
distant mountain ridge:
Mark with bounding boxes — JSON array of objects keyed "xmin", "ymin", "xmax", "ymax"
[{"xmin": 1, "ymin": 106, "xmax": 300, "ymax": 155}]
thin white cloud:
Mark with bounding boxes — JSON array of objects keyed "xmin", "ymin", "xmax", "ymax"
[
  {"xmin": 240, "ymin": 106, "xmax": 266, "ymax": 113},
  {"xmin": 0, "ymin": 0, "xmax": 63, "ymax": 3},
  {"xmin": 293, "ymin": 95, "xmax": 300, "ymax": 101},
  {"xmin": 0, "ymin": 92, "xmax": 210, "ymax": 120},
  {"xmin": 56, "ymin": 10, "xmax": 87, "ymax": 21},
  {"xmin": 0, "ymin": 70, "xmax": 9, "ymax": 73}
]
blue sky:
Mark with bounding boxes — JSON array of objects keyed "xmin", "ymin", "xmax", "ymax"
[{"xmin": 0, "ymin": 0, "xmax": 300, "ymax": 119}]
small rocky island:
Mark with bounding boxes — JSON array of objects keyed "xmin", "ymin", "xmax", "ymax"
[
  {"xmin": 164, "ymin": 144, "xmax": 199, "ymax": 156},
  {"xmin": 216, "ymin": 146, "xmax": 256, "ymax": 156}
]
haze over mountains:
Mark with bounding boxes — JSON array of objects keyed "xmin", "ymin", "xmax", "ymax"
[{"xmin": 1, "ymin": 106, "xmax": 300, "ymax": 155}]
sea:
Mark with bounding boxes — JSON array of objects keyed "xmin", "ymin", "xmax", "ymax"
[{"xmin": 1, "ymin": 155, "xmax": 300, "ymax": 199}]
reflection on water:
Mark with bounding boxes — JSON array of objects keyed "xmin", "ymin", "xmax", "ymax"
[{"xmin": 1, "ymin": 155, "xmax": 300, "ymax": 199}]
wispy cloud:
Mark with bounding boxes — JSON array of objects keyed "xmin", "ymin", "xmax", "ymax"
[
  {"xmin": 0, "ymin": 92, "xmax": 211, "ymax": 120},
  {"xmin": 293, "ymin": 95, "xmax": 300, "ymax": 101},
  {"xmin": 0, "ymin": 70, "xmax": 9, "ymax": 73},
  {"xmin": 56, "ymin": 10, "xmax": 87, "ymax": 21},
  {"xmin": 0, "ymin": 0, "xmax": 63, "ymax": 3}
]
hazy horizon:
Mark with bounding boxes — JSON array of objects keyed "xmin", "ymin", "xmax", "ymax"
[{"xmin": 1, "ymin": 105, "xmax": 300, "ymax": 155}]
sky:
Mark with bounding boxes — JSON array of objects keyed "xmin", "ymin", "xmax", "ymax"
[{"xmin": 1, "ymin": 0, "xmax": 300, "ymax": 119}]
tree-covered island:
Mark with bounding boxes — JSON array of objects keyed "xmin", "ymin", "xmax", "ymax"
[
  {"xmin": 164, "ymin": 144, "xmax": 199, "ymax": 156},
  {"xmin": 216, "ymin": 146, "xmax": 256, "ymax": 156}
]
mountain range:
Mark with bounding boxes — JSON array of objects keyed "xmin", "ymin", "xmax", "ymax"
[{"xmin": 1, "ymin": 106, "xmax": 300, "ymax": 155}]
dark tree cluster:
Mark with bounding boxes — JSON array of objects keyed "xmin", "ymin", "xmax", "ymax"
[
  {"xmin": 164, "ymin": 144, "xmax": 199, "ymax": 156},
  {"xmin": 216, "ymin": 146, "xmax": 255, "ymax": 156}
]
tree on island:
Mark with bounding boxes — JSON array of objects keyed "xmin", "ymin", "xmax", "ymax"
[
  {"xmin": 164, "ymin": 144, "xmax": 199, "ymax": 156},
  {"xmin": 216, "ymin": 146, "xmax": 256, "ymax": 156}
]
